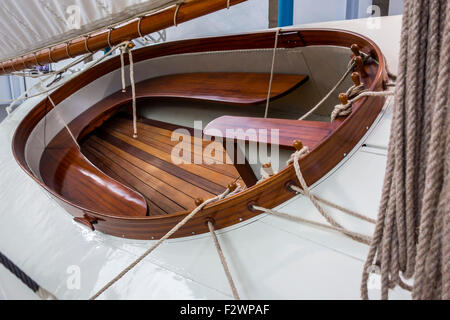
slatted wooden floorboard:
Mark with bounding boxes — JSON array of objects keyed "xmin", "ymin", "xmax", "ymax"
[{"xmin": 81, "ymin": 114, "xmax": 243, "ymax": 216}]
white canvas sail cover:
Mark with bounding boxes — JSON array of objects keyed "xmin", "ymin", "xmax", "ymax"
[{"xmin": 0, "ymin": 0, "xmax": 179, "ymax": 62}]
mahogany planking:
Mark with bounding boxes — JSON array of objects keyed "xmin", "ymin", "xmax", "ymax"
[
  {"xmin": 204, "ymin": 116, "xmax": 334, "ymax": 150},
  {"xmin": 123, "ymin": 73, "xmax": 308, "ymax": 105},
  {"xmin": 104, "ymin": 116, "xmax": 238, "ymax": 178},
  {"xmin": 81, "ymin": 116, "xmax": 243, "ymax": 214},
  {"xmin": 12, "ymin": 28, "xmax": 388, "ymax": 239}
]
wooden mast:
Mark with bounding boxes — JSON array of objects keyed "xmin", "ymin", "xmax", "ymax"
[{"xmin": 0, "ymin": 0, "xmax": 247, "ymax": 75}]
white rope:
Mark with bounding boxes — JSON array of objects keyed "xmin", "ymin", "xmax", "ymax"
[
  {"xmin": 120, "ymin": 47, "xmax": 126, "ymax": 93},
  {"xmin": 299, "ymin": 60, "xmax": 355, "ymax": 121},
  {"xmin": 173, "ymin": 2, "xmax": 182, "ymax": 27},
  {"xmin": 207, "ymin": 221, "xmax": 240, "ymax": 300},
  {"xmin": 36, "ymin": 287, "xmax": 58, "ymax": 300},
  {"xmin": 330, "ymin": 90, "xmax": 395, "ymax": 122},
  {"xmin": 257, "ymin": 163, "xmax": 275, "ymax": 183},
  {"xmin": 90, "ymin": 184, "xmax": 242, "ymax": 300},
  {"xmin": 127, "ymin": 45, "xmax": 138, "ymax": 139},
  {"xmin": 0, "ymin": 1, "xmax": 183, "ymax": 65},
  {"xmin": 290, "ymin": 185, "xmax": 376, "ymax": 224},
  {"xmin": 287, "ymin": 147, "xmax": 373, "ymax": 244},
  {"xmin": 253, "ymin": 205, "xmax": 372, "ymax": 245},
  {"xmin": 46, "ymin": 95, "xmax": 80, "ymax": 149},
  {"xmin": 264, "ymin": 28, "xmax": 281, "ymax": 119}
]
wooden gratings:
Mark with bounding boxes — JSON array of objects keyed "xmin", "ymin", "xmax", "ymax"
[{"xmin": 80, "ymin": 114, "xmax": 243, "ymax": 216}]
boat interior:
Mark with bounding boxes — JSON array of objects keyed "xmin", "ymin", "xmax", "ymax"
[{"xmin": 13, "ymin": 29, "xmax": 386, "ymax": 238}]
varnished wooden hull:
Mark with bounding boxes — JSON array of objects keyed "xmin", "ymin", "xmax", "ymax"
[{"xmin": 12, "ymin": 28, "xmax": 388, "ymax": 239}]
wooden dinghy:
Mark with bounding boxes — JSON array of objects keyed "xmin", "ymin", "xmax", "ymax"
[{"xmin": 12, "ymin": 28, "xmax": 388, "ymax": 239}]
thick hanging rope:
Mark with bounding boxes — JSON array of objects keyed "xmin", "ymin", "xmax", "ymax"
[
  {"xmin": 207, "ymin": 221, "xmax": 240, "ymax": 300},
  {"xmin": 361, "ymin": 0, "xmax": 449, "ymax": 300},
  {"xmin": 90, "ymin": 184, "xmax": 242, "ymax": 300},
  {"xmin": 0, "ymin": 251, "xmax": 57, "ymax": 300},
  {"xmin": 264, "ymin": 28, "xmax": 280, "ymax": 119}
]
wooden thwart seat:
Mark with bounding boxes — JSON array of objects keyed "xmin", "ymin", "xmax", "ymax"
[
  {"xmin": 130, "ymin": 73, "xmax": 308, "ymax": 105},
  {"xmin": 204, "ymin": 116, "xmax": 334, "ymax": 150}
]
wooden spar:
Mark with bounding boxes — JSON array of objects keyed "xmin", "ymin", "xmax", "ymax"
[{"xmin": 0, "ymin": 0, "xmax": 247, "ymax": 75}]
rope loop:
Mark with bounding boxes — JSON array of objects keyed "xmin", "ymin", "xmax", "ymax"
[
  {"xmin": 85, "ymin": 35, "xmax": 94, "ymax": 54},
  {"xmin": 21, "ymin": 56, "xmax": 28, "ymax": 70},
  {"xmin": 287, "ymin": 145, "xmax": 309, "ymax": 166},
  {"xmin": 48, "ymin": 48, "xmax": 55, "ymax": 63},
  {"xmin": 107, "ymin": 28, "xmax": 114, "ymax": 48},
  {"xmin": 207, "ymin": 220, "xmax": 240, "ymax": 300},
  {"xmin": 65, "ymin": 42, "xmax": 75, "ymax": 59},
  {"xmin": 137, "ymin": 16, "xmax": 145, "ymax": 38},
  {"xmin": 34, "ymin": 52, "xmax": 43, "ymax": 66},
  {"xmin": 10, "ymin": 60, "xmax": 18, "ymax": 72},
  {"xmin": 264, "ymin": 27, "xmax": 281, "ymax": 118},
  {"xmin": 173, "ymin": 2, "xmax": 182, "ymax": 27}
]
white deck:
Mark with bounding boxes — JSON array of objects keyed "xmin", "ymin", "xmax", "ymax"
[{"xmin": 0, "ymin": 16, "xmax": 410, "ymax": 300}]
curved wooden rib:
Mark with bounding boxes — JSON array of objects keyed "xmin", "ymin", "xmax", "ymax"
[{"xmin": 12, "ymin": 28, "xmax": 388, "ymax": 239}]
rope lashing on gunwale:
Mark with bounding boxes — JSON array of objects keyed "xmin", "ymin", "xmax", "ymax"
[
  {"xmin": 330, "ymin": 90, "xmax": 395, "ymax": 122},
  {"xmin": 90, "ymin": 183, "xmax": 242, "ymax": 300},
  {"xmin": 0, "ymin": 251, "xmax": 57, "ymax": 300}
]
